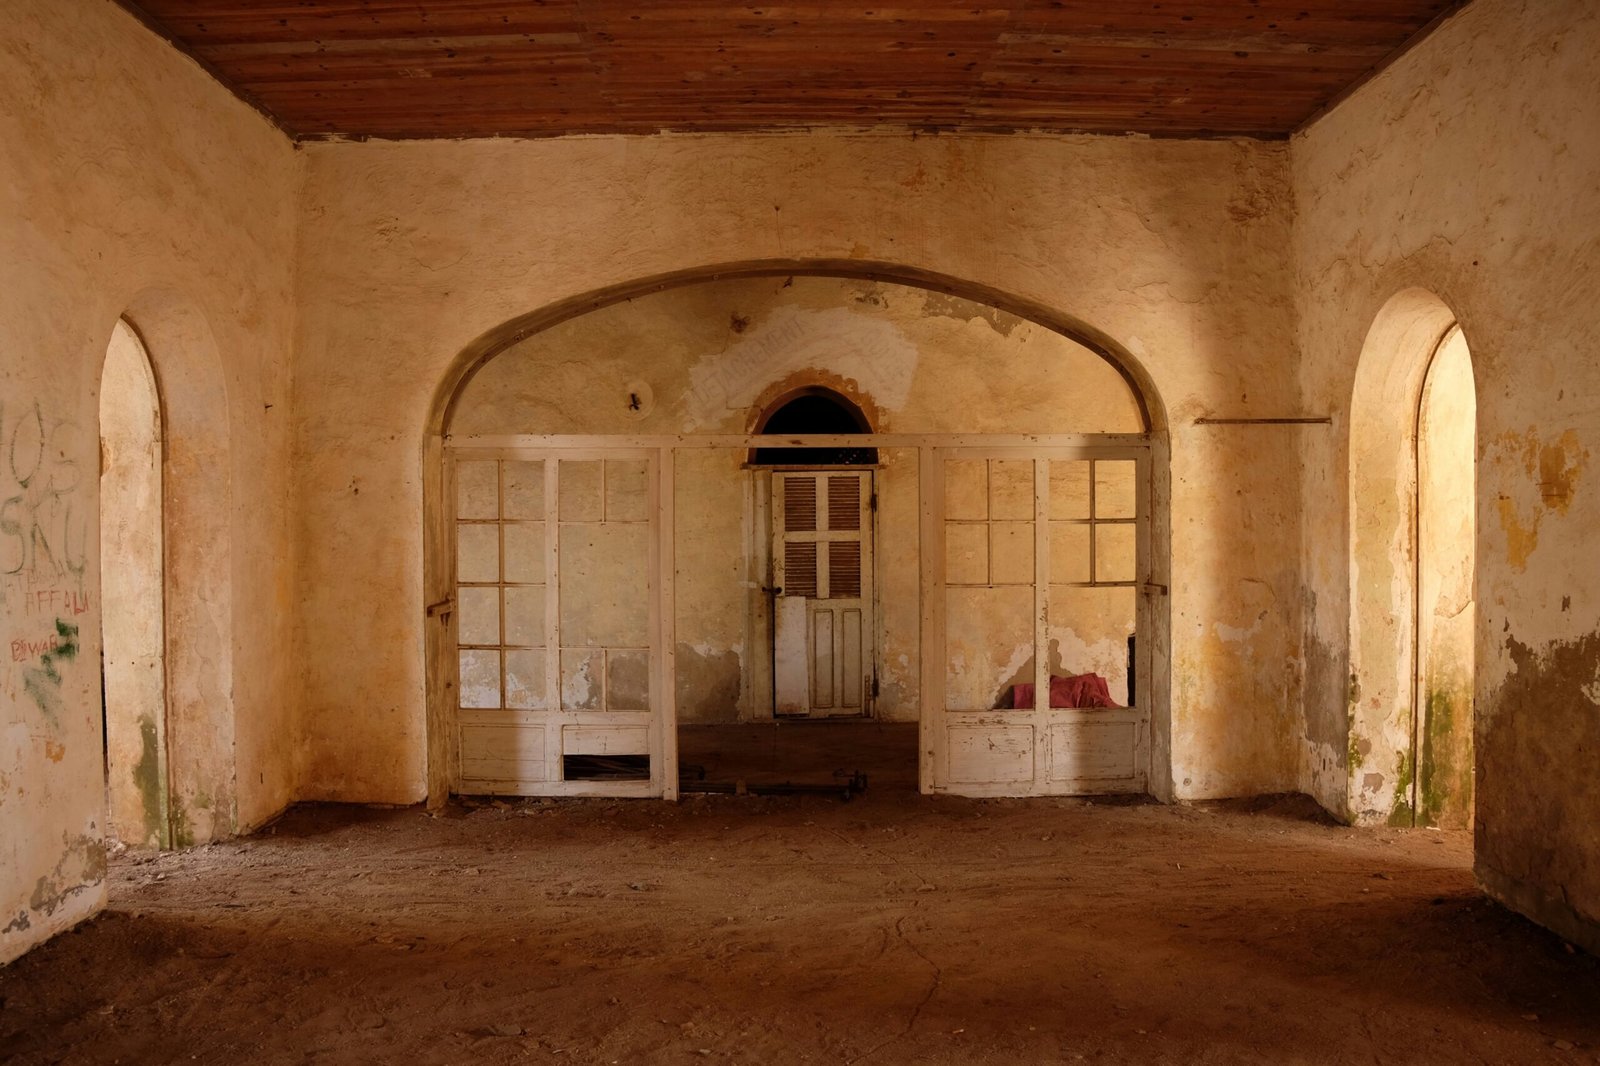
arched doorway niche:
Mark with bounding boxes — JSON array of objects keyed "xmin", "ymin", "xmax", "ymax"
[
  {"xmin": 99, "ymin": 290, "xmax": 235, "ymax": 847},
  {"xmin": 423, "ymin": 261, "xmax": 1171, "ymax": 806},
  {"xmin": 1348, "ymin": 288, "xmax": 1478, "ymax": 827},
  {"xmin": 100, "ymin": 319, "xmax": 169, "ymax": 848}
]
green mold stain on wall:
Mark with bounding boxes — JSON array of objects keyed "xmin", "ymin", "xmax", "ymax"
[
  {"xmin": 1388, "ymin": 747, "xmax": 1416, "ymax": 827},
  {"xmin": 168, "ymin": 803, "xmax": 194, "ymax": 850},
  {"xmin": 1418, "ymin": 684, "xmax": 1473, "ymax": 829},
  {"xmin": 131, "ymin": 714, "xmax": 168, "ymax": 847}
]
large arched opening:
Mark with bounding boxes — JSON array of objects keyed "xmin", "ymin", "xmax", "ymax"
[
  {"xmin": 1349, "ymin": 289, "xmax": 1477, "ymax": 827},
  {"xmin": 422, "ymin": 261, "xmax": 1171, "ymax": 805}
]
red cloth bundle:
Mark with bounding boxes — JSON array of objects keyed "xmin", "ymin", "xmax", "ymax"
[{"xmin": 1010, "ymin": 673, "xmax": 1117, "ymax": 709}]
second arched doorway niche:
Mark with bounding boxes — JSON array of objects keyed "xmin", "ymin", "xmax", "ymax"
[
  {"xmin": 438, "ymin": 271, "xmax": 1166, "ymax": 802},
  {"xmin": 1349, "ymin": 291, "xmax": 1477, "ymax": 829}
]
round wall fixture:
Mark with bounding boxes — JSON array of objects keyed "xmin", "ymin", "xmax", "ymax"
[{"xmin": 622, "ymin": 380, "xmax": 654, "ymax": 420}]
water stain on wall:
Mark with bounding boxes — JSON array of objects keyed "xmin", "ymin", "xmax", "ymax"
[
  {"xmin": 27, "ymin": 832, "xmax": 106, "ymax": 918},
  {"xmin": 132, "ymin": 713, "xmax": 166, "ymax": 844},
  {"xmin": 1536, "ymin": 430, "xmax": 1587, "ymax": 512},
  {"xmin": 676, "ymin": 645, "xmax": 743, "ymax": 723},
  {"xmin": 1496, "ymin": 428, "xmax": 1590, "ymax": 571},
  {"xmin": 1419, "ymin": 680, "xmax": 1473, "ymax": 828},
  {"xmin": 1478, "ymin": 630, "xmax": 1600, "ymax": 947},
  {"xmin": 1302, "ymin": 628, "xmax": 1348, "ymax": 761}
]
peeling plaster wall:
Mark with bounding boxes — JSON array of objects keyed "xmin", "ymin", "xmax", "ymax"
[
  {"xmin": 1293, "ymin": 0, "xmax": 1600, "ymax": 948},
  {"xmin": 294, "ymin": 132, "xmax": 1301, "ymax": 804},
  {"xmin": 0, "ymin": 1, "xmax": 300, "ymax": 962}
]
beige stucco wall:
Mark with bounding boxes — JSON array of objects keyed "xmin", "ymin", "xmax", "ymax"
[
  {"xmin": 293, "ymin": 131, "xmax": 1302, "ymax": 805},
  {"xmin": 1293, "ymin": 0, "xmax": 1600, "ymax": 949},
  {"xmin": 0, "ymin": 1, "xmax": 301, "ymax": 962}
]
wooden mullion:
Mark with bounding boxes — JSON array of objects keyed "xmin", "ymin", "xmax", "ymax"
[
  {"xmin": 1088, "ymin": 459, "xmax": 1099, "ymax": 584},
  {"xmin": 918, "ymin": 447, "xmax": 943, "ymax": 794},
  {"xmin": 1134, "ymin": 449, "xmax": 1153, "ymax": 788},
  {"xmin": 496, "ymin": 460, "xmax": 508, "ymax": 712},
  {"xmin": 1033, "ymin": 456, "xmax": 1050, "ymax": 793},
  {"xmin": 862, "ymin": 471, "xmax": 876, "ymax": 716},
  {"xmin": 815, "ymin": 475, "xmax": 831, "ymax": 600},
  {"xmin": 544, "ymin": 456, "xmax": 561, "ymax": 784},
  {"xmin": 657, "ymin": 448, "xmax": 678, "ymax": 799}
]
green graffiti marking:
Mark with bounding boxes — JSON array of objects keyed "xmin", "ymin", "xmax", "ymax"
[{"xmin": 20, "ymin": 619, "xmax": 79, "ymax": 725}]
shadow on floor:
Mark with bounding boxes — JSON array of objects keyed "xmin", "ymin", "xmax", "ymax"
[{"xmin": 678, "ymin": 720, "xmax": 919, "ymax": 794}]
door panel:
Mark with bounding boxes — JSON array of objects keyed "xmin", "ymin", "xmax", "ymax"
[
  {"xmin": 947, "ymin": 722, "xmax": 1035, "ymax": 785},
  {"xmin": 772, "ymin": 471, "xmax": 874, "ymax": 718},
  {"xmin": 774, "ymin": 595, "xmax": 810, "ymax": 715},
  {"xmin": 450, "ymin": 449, "xmax": 666, "ymax": 796},
  {"xmin": 926, "ymin": 449, "xmax": 1149, "ymax": 797},
  {"xmin": 810, "ymin": 610, "xmax": 834, "ymax": 706}
]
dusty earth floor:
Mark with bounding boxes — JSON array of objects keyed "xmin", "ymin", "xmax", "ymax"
[{"xmin": 3, "ymin": 730, "xmax": 1599, "ymax": 1064}]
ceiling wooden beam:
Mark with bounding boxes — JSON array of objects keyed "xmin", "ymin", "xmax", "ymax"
[{"xmin": 112, "ymin": 1, "xmax": 1474, "ymax": 142}]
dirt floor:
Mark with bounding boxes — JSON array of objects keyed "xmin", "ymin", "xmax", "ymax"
[{"xmin": 3, "ymin": 728, "xmax": 1599, "ymax": 1064}]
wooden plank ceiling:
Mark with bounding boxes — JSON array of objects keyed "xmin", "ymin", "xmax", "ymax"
[{"xmin": 122, "ymin": 1, "xmax": 1466, "ymax": 140}]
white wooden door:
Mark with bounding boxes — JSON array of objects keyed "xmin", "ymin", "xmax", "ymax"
[
  {"xmin": 772, "ymin": 471, "xmax": 874, "ymax": 718},
  {"xmin": 922, "ymin": 448, "xmax": 1151, "ymax": 796},
  {"xmin": 449, "ymin": 449, "xmax": 673, "ymax": 797}
]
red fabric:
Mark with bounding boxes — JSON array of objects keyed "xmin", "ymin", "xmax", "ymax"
[{"xmin": 1010, "ymin": 673, "xmax": 1117, "ymax": 709}]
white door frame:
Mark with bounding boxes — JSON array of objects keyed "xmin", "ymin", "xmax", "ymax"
[
  {"xmin": 434, "ymin": 432, "xmax": 1167, "ymax": 802},
  {"xmin": 446, "ymin": 445, "xmax": 677, "ymax": 798},
  {"xmin": 918, "ymin": 444, "xmax": 1154, "ymax": 797}
]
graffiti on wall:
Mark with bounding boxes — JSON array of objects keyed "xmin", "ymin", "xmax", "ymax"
[
  {"xmin": 0, "ymin": 400, "xmax": 91, "ymax": 727},
  {"xmin": 0, "ymin": 400, "xmax": 89, "ymax": 588}
]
